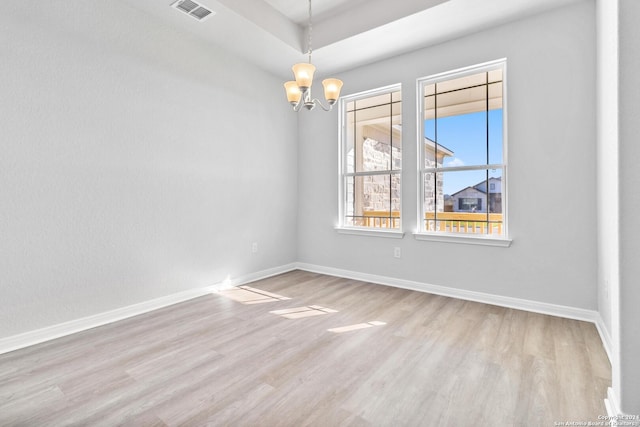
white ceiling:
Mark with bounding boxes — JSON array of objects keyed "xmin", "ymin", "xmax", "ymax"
[
  {"xmin": 120, "ymin": 0, "xmax": 584, "ymax": 79},
  {"xmin": 263, "ymin": 0, "xmax": 367, "ymax": 24}
]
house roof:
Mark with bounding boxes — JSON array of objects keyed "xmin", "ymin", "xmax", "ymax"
[
  {"xmin": 450, "ymin": 176, "xmax": 501, "ymax": 197},
  {"xmin": 451, "ymin": 186, "xmax": 486, "ymax": 197},
  {"xmin": 425, "ymin": 138, "xmax": 454, "ymax": 157}
]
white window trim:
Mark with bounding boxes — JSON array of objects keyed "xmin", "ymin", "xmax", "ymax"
[
  {"xmin": 336, "ymin": 83, "xmax": 403, "ymax": 237},
  {"xmin": 415, "ymin": 58, "xmax": 510, "ymax": 246},
  {"xmin": 336, "ymin": 227, "xmax": 405, "ymax": 239},
  {"xmin": 413, "ymin": 231, "xmax": 512, "ymax": 247}
]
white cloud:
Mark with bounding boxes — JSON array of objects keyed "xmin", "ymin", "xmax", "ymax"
[{"xmin": 444, "ymin": 157, "xmax": 465, "ymax": 167}]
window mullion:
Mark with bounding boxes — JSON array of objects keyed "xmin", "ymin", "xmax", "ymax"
[
  {"xmin": 346, "ymin": 170, "xmax": 401, "ymax": 177},
  {"xmin": 422, "ymin": 164, "xmax": 503, "ymax": 174},
  {"xmin": 434, "ymin": 83, "xmax": 438, "ymax": 228},
  {"xmin": 486, "ymin": 72, "xmax": 490, "ymax": 226}
]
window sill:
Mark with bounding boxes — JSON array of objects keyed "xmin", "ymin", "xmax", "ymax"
[
  {"xmin": 335, "ymin": 227, "xmax": 405, "ymax": 239},
  {"xmin": 413, "ymin": 232, "xmax": 512, "ymax": 247}
]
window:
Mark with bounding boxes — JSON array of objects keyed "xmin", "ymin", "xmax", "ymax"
[
  {"xmin": 338, "ymin": 85, "xmax": 402, "ymax": 235},
  {"xmin": 416, "ymin": 60, "xmax": 509, "ymax": 245},
  {"xmin": 459, "ymin": 198, "xmax": 482, "ymax": 212}
]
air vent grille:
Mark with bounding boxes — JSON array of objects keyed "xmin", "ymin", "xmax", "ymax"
[
  {"xmin": 171, "ymin": 0, "xmax": 215, "ymax": 21},
  {"xmin": 191, "ymin": 7, "xmax": 213, "ymax": 20}
]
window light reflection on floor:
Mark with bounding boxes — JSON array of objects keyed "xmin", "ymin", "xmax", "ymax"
[
  {"xmin": 327, "ymin": 321, "xmax": 386, "ymax": 333},
  {"xmin": 270, "ymin": 305, "xmax": 338, "ymax": 319},
  {"xmin": 218, "ymin": 286, "xmax": 291, "ymax": 304}
]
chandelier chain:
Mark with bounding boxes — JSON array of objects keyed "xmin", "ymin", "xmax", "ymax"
[{"xmin": 307, "ymin": 0, "xmax": 312, "ymax": 63}]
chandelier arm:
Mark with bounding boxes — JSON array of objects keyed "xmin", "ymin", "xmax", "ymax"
[
  {"xmin": 291, "ymin": 87, "xmax": 311, "ymax": 111},
  {"xmin": 310, "ymin": 98, "xmax": 334, "ymax": 112},
  {"xmin": 292, "ymin": 99, "xmax": 304, "ymax": 112}
]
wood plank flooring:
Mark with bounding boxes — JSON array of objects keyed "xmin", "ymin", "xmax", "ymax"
[{"xmin": 0, "ymin": 270, "xmax": 611, "ymax": 426}]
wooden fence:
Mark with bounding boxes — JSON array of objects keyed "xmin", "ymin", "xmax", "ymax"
[{"xmin": 362, "ymin": 211, "xmax": 503, "ymax": 234}]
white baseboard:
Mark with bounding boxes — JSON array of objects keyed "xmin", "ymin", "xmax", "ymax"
[
  {"xmin": 296, "ymin": 262, "xmax": 601, "ymax": 324},
  {"xmin": 594, "ymin": 313, "xmax": 614, "ymax": 365},
  {"xmin": 204, "ymin": 263, "xmax": 298, "ymax": 292},
  {"xmin": 0, "ymin": 263, "xmax": 298, "ymax": 355},
  {"xmin": 605, "ymin": 387, "xmax": 623, "ymax": 418},
  {"xmin": 0, "ymin": 287, "xmax": 211, "ymax": 356}
]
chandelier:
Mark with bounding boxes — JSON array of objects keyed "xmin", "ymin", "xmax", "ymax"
[{"xmin": 283, "ymin": 0, "xmax": 343, "ymax": 111}]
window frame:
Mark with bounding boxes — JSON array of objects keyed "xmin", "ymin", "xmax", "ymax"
[
  {"xmin": 336, "ymin": 83, "xmax": 404, "ymax": 239},
  {"xmin": 414, "ymin": 59, "xmax": 511, "ymax": 247}
]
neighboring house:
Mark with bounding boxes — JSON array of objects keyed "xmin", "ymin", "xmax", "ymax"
[{"xmin": 451, "ymin": 177, "xmax": 502, "ymax": 213}]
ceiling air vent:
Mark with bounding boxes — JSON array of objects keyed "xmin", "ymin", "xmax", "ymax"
[{"xmin": 171, "ymin": 0, "xmax": 215, "ymax": 22}]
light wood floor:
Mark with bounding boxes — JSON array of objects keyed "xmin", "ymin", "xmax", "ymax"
[{"xmin": 0, "ymin": 270, "xmax": 611, "ymax": 426}]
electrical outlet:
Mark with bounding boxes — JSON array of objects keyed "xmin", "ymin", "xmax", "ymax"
[
  {"xmin": 252, "ymin": 242, "xmax": 258, "ymax": 254},
  {"xmin": 394, "ymin": 247, "xmax": 401, "ymax": 258}
]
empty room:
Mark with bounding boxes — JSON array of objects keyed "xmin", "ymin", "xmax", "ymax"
[{"xmin": 1, "ymin": 0, "xmax": 638, "ymax": 425}]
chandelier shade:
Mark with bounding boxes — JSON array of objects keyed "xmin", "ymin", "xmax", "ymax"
[
  {"xmin": 284, "ymin": 81, "xmax": 302, "ymax": 104},
  {"xmin": 322, "ymin": 78, "xmax": 343, "ymax": 103},
  {"xmin": 283, "ymin": 0, "xmax": 343, "ymax": 112},
  {"xmin": 292, "ymin": 63, "xmax": 316, "ymax": 91}
]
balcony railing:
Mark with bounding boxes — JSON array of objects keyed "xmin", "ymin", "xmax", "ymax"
[
  {"xmin": 354, "ymin": 210, "xmax": 400, "ymax": 229},
  {"xmin": 360, "ymin": 211, "xmax": 503, "ymax": 234}
]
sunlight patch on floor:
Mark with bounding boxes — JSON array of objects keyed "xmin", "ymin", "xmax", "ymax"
[
  {"xmin": 270, "ymin": 305, "xmax": 338, "ymax": 319},
  {"xmin": 328, "ymin": 321, "xmax": 386, "ymax": 333},
  {"xmin": 218, "ymin": 286, "xmax": 291, "ymax": 304}
]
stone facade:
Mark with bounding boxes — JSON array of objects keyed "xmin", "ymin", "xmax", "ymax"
[
  {"xmin": 423, "ymin": 172, "xmax": 445, "ymax": 213},
  {"xmin": 423, "ymin": 147, "xmax": 445, "ymax": 213},
  {"xmin": 344, "ymin": 138, "xmax": 400, "ymax": 223},
  {"xmin": 361, "ymin": 138, "xmax": 401, "ymax": 212},
  {"xmin": 347, "ymin": 138, "xmax": 450, "ymax": 221}
]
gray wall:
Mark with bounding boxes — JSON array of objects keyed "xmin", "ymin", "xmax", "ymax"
[
  {"xmin": 618, "ymin": 0, "xmax": 640, "ymax": 414},
  {"xmin": 0, "ymin": 2, "xmax": 298, "ymax": 338},
  {"xmin": 596, "ymin": 0, "xmax": 619, "ymax": 404},
  {"xmin": 298, "ymin": 1, "xmax": 597, "ymax": 309}
]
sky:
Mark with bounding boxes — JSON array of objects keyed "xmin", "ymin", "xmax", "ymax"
[{"xmin": 425, "ymin": 109, "xmax": 503, "ymax": 195}]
